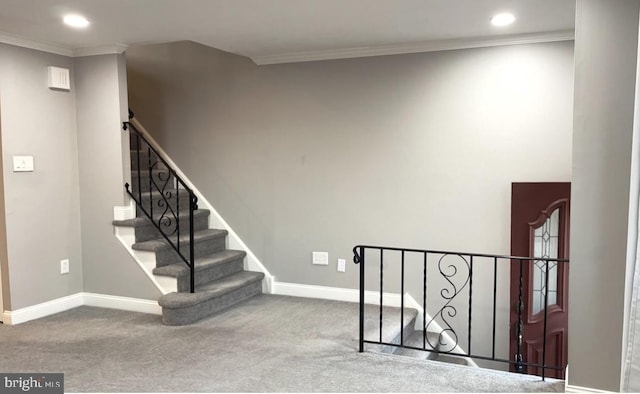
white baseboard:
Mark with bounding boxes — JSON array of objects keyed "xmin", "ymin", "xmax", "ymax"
[
  {"xmin": 2, "ymin": 292, "xmax": 160, "ymax": 325},
  {"xmin": 565, "ymin": 385, "xmax": 612, "ymax": 393},
  {"xmin": 83, "ymin": 293, "xmax": 161, "ymax": 315},
  {"xmin": 273, "ymin": 281, "xmax": 403, "ymax": 305},
  {"xmin": 1, "ymin": 293, "xmax": 84, "ymax": 325}
]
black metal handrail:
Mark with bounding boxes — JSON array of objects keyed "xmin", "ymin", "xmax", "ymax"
[
  {"xmin": 353, "ymin": 244, "xmax": 569, "ymax": 381},
  {"xmin": 122, "ymin": 116, "xmax": 198, "ymax": 293}
]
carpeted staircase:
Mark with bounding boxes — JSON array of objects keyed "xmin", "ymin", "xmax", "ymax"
[
  {"xmin": 367, "ymin": 305, "xmax": 477, "ymax": 367},
  {"xmin": 113, "ymin": 147, "xmax": 264, "ymax": 326}
]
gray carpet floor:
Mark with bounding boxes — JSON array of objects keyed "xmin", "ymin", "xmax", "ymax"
[{"xmin": 0, "ymin": 294, "xmax": 563, "ymax": 392}]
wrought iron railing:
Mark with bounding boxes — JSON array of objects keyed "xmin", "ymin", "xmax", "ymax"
[
  {"xmin": 123, "ymin": 112, "xmax": 198, "ymax": 293},
  {"xmin": 353, "ymin": 245, "xmax": 569, "ymax": 380}
]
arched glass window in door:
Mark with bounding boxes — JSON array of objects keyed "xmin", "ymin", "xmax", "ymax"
[{"xmin": 532, "ymin": 207, "xmax": 559, "ymax": 315}]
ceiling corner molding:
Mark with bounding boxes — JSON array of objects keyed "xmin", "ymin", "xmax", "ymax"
[
  {"xmin": 0, "ymin": 31, "xmax": 73, "ymax": 57},
  {"xmin": 73, "ymin": 44, "xmax": 128, "ymax": 57},
  {"xmin": 252, "ymin": 29, "xmax": 575, "ymax": 65}
]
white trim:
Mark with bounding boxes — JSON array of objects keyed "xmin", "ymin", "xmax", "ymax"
[
  {"xmin": 0, "ymin": 31, "xmax": 127, "ymax": 58},
  {"xmin": 1, "ymin": 292, "xmax": 160, "ymax": 325},
  {"xmin": 565, "ymin": 385, "xmax": 612, "ymax": 393},
  {"xmin": 0, "ymin": 31, "xmax": 73, "ymax": 57},
  {"xmin": 73, "ymin": 44, "xmax": 128, "ymax": 57},
  {"xmin": 252, "ymin": 30, "xmax": 575, "ymax": 65},
  {"xmin": 83, "ymin": 292, "xmax": 161, "ymax": 315},
  {"xmin": 113, "ymin": 219, "xmax": 177, "ymax": 294},
  {"xmin": 1, "ymin": 293, "xmax": 84, "ymax": 325},
  {"xmin": 113, "ymin": 198, "xmax": 135, "ymax": 220},
  {"xmin": 129, "ymin": 118, "xmax": 275, "ymax": 293},
  {"xmin": 0, "ymin": 257, "xmax": 3, "ymax": 323},
  {"xmin": 273, "ymin": 281, "xmax": 402, "ymax": 305}
]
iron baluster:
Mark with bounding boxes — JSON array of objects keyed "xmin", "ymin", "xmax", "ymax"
[
  {"xmin": 189, "ymin": 192, "xmax": 195, "ymax": 293},
  {"xmin": 422, "ymin": 251, "xmax": 427, "ymax": 351},
  {"xmin": 492, "ymin": 256, "xmax": 497, "ymax": 360},
  {"xmin": 516, "ymin": 258, "xmax": 525, "ymax": 373},
  {"xmin": 379, "ymin": 248, "xmax": 384, "ymax": 344},
  {"xmin": 400, "ymin": 250, "xmax": 405, "ymax": 347}
]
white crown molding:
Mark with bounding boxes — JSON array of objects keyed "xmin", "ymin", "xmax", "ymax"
[
  {"xmin": 73, "ymin": 44, "xmax": 128, "ymax": 57},
  {"xmin": 0, "ymin": 30, "xmax": 127, "ymax": 58},
  {"xmin": 0, "ymin": 31, "xmax": 73, "ymax": 57},
  {"xmin": 252, "ymin": 29, "xmax": 575, "ymax": 65}
]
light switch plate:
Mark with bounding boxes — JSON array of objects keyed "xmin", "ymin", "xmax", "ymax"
[
  {"xmin": 13, "ymin": 156, "xmax": 34, "ymax": 172},
  {"xmin": 312, "ymin": 251, "xmax": 329, "ymax": 265},
  {"xmin": 337, "ymin": 258, "xmax": 346, "ymax": 272}
]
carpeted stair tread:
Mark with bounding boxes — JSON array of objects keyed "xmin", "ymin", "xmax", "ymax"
[
  {"xmin": 158, "ymin": 271, "xmax": 265, "ymax": 309},
  {"xmin": 363, "ymin": 305, "xmax": 418, "ymax": 354},
  {"xmin": 152, "ymin": 249, "xmax": 246, "ymax": 278},
  {"xmin": 112, "ymin": 209, "xmax": 209, "ymax": 227},
  {"xmin": 392, "ymin": 330, "xmax": 441, "ymax": 360},
  {"xmin": 131, "ymin": 228, "xmax": 227, "ymax": 252}
]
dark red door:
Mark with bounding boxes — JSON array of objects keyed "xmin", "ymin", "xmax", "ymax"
[{"xmin": 510, "ymin": 182, "xmax": 570, "ymax": 379}]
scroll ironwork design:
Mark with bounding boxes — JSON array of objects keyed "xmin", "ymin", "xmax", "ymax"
[
  {"xmin": 123, "ymin": 117, "xmax": 198, "ymax": 292},
  {"xmin": 352, "ymin": 244, "xmax": 569, "ymax": 381},
  {"xmin": 425, "ymin": 253, "xmax": 470, "ymax": 353}
]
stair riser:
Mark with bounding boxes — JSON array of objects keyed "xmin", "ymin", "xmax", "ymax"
[
  {"xmin": 161, "ymin": 281, "xmax": 262, "ymax": 325},
  {"xmin": 134, "ymin": 214, "xmax": 209, "ymax": 243},
  {"xmin": 155, "ymin": 236, "xmax": 226, "ymax": 267},
  {"xmin": 177, "ymin": 258, "xmax": 244, "ymax": 292},
  {"xmin": 131, "ymin": 172, "xmax": 176, "ymax": 193}
]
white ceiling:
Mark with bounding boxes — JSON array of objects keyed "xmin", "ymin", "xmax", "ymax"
[{"xmin": 0, "ymin": 0, "xmax": 576, "ymax": 64}]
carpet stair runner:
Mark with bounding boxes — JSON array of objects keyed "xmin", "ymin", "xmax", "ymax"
[{"xmin": 113, "ymin": 149, "xmax": 264, "ymax": 325}]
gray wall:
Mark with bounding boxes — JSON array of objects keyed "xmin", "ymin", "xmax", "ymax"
[
  {"xmin": 127, "ymin": 40, "xmax": 574, "ymax": 360},
  {"xmin": 0, "ymin": 43, "xmax": 83, "ymax": 310},
  {"xmin": 570, "ymin": 0, "xmax": 640, "ymax": 391},
  {"xmin": 0, "ymin": 45, "xmax": 160, "ymax": 314},
  {"xmin": 0, "ymin": 100, "xmax": 9, "ymax": 312},
  {"xmin": 74, "ymin": 54, "xmax": 159, "ymax": 299}
]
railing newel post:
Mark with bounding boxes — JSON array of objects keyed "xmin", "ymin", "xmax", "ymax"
[
  {"xmin": 542, "ymin": 258, "xmax": 550, "ymax": 381},
  {"xmin": 189, "ymin": 192, "xmax": 196, "ymax": 293}
]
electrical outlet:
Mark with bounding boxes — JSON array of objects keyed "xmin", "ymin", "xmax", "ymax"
[
  {"xmin": 312, "ymin": 251, "xmax": 329, "ymax": 265},
  {"xmin": 337, "ymin": 258, "xmax": 346, "ymax": 272},
  {"xmin": 60, "ymin": 259, "xmax": 69, "ymax": 275}
]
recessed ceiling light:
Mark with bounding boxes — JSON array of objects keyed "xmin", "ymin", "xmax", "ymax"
[
  {"xmin": 63, "ymin": 14, "xmax": 90, "ymax": 28},
  {"xmin": 491, "ymin": 12, "xmax": 516, "ymax": 27}
]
